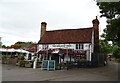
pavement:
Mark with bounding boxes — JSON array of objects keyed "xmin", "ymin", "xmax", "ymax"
[
  {"xmin": 0, "ymin": 60, "xmax": 2, "ymax": 82},
  {"xmin": 1, "ymin": 61, "xmax": 119, "ymax": 81}
]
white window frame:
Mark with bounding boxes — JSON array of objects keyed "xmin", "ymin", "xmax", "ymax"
[
  {"xmin": 42, "ymin": 44, "xmax": 49, "ymax": 49},
  {"xmin": 76, "ymin": 44, "xmax": 84, "ymax": 50}
]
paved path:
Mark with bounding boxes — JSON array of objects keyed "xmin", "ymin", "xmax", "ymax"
[
  {"xmin": 0, "ymin": 60, "xmax": 2, "ymax": 82},
  {"xmin": 1, "ymin": 61, "xmax": 119, "ymax": 81}
]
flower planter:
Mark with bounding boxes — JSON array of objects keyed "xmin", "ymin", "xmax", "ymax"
[
  {"xmin": 25, "ymin": 64, "xmax": 32, "ymax": 68},
  {"xmin": 16, "ymin": 63, "xmax": 20, "ymax": 66},
  {"xmin": 19, "ymin": 64, "xmax": 25, "ymax": 67},
  {"xmin": 18, "ymin": 60, "xmax": 25, "ymax": 67}
]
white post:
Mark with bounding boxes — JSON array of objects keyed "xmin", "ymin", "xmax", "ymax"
[
  {"xmin": 59, "ymin": 56, "xmax": 61, "ymax": 64},
  {"xmin": 89, "ymin": 44, "xmax": 92, "ymax": 61},
  {"xmin": 50, "ymin": 55, "xmax": 51, "ymax": 60},
  {"xmin": 33, "ymin": 57, "xmax": 37, "ymax": 69},
  {"xmin": 67, "ymin": 48, "xmax": 68, "ymax": 61}
]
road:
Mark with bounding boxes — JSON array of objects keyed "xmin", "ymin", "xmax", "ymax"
[{"xmin": 1, "ymin": 61, "xmax": 119, "ymax": 81}]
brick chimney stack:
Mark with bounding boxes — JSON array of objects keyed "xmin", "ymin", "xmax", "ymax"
[
  {"xmin": 40, "ymin": 22, "xmax": 47, "ymax": 39},
  {"xmin": 92, "ymin": 16, "xmax": 99, "ymax": 53}
]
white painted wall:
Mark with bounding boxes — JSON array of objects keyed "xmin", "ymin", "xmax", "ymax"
[
  {"xmin": 83, "ymin": 43, "xmax": 91, "ymax": 50},
  {"xmin": 38, "ymin": 44, "xmax": 42, "ymax": 51},
  {"xmin": 38, "ymin": 43, "xmax": 91, "ymax": 51},
  {"xmin": 38, "ymin": 43, "xmax": 92, "ymax": 61}
]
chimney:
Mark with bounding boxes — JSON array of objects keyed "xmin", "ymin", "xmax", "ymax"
[
  {"xmin": 40, "ymin": 22, "xmax": 47, "ymax": 39},
  {"xmin": 92, "ymin": 16, "xmax": 99, "ymax": 53}
]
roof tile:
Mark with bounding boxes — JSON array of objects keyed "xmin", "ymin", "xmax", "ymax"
[{"xmin": 38, "ymin": 28, "xmax": 93, "ymax": 44}]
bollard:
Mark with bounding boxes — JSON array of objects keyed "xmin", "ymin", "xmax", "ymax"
[{"xmin": 33, "ymin": 57, "xmax": 37, "ymax": 69}]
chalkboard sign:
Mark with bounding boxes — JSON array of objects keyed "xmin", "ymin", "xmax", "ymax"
[
  {"xmin": 48, "ymin": 60, "xmax": 55, "ymax": 70},
  {"xmin": 41, "ymin": 60, "xmax": 48, "ymax": 70},
  {"xmin": 41, "ymin": 60, "xmax": 55, "ymax": 70}
]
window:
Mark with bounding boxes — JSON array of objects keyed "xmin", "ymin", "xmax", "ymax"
[
  {"xmin": 76, "ymin": 44, "xmax": 79, "ymax": 49},
  {"xmin": 76, "ymin": 44, "xmax": 84, "ymax": 50},
  {"xmin": 42, "ymin": 44, "xmax": 49, "ymax": 49},
  {"xmin": 85, "ymin": 45, "xmax": 89, "ymax": 47}
]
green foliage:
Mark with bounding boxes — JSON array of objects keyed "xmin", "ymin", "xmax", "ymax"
[
  {"xmin": 25, "ymin": 61, "xmax": 33, "ymax": 65},
  {"xmin": 97, "ymin": 2, "xmax": 120, "ymax": 19},
  {"xmin": 112, "ymin": 45, "xmax": 120, "ymax": 59},
  {"xmin": 2, "ymin": 55, "xmax": 6, "ymax": 57},
  {"xmin": 97, "ymin": 2, "xmax": 120, "ymax": 46},
  {"xmin": 102, "ymin": 18, "xmax": 120, "ymax": 46},
  {"xmin": 97, "ymin": 2, "xmax": 120, "ymax": 59},
  {"xmin": 2, "ymin": 45, "xmax": 6, "ymax": 48},
  {"xmin": 15, "ymin": 41, "xmax": 34, "ymax": 46},
  {"xmin": 99, "ymin": 40, "xmax": 112, "ymax": 54},
  {"xmin": 18, "ymin": 54, "xmax": 25, "ymax": 60},
  {"xmin": 18, "ymin": 60, "xmax": 25, "ymax": 67}
]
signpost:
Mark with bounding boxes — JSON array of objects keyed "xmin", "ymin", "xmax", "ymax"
[{"xmin": 41, "ymin": 60, "xmax": 55, "ymax": 70}]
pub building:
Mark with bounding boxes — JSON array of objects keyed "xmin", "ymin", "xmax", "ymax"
[{"xmin": 37, "ymin": 16, "xmax": 103, "ymax": 69}]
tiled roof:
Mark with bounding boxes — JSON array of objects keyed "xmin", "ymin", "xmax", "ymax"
[
  {"xmin": 20, "ymin": 44, "xmax": 31, "ymax": 50},
  {"xmin": 25, "ymin": 44, "xmax": 37, "ymax": 52},
  {"xmin": 38, "ymin": 28, "xmax": 93, "ymax": 44}
]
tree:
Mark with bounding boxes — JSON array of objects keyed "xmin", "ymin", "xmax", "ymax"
[
  {"xmin": 15, "ymin": 41, "xmax": 34, "ymax": 46},
  {"xmin": 2, "ymin": 45, "xmax": 6, "ymax": 48},
  {"xmin": 5, "ymin": 41, "xmax": 35, "ymax": 49},
  {"xmin": 97, "ymin": 2, "xmax": 120, "ymax": 46},
  {"xmin": 97, "ymin": 2, "xmax": 120, "ymax": 59},
  {"xmin": 10, "ymin": 44, "xmax": 21, "ymax": 49},
  {"xmin": 101, "ymin": 18, "xmax": 120, "ymax": 46},
  {"xmin": 112, "ymin": 45, "xmax": 120, "ymax": 58},
  {"xmin": 99, "ymin": 40, "xmax": 112, "ymax": 54},
  {"xmin": 97, "ymin": 2, "xmax": 120, "ymax": 19}
]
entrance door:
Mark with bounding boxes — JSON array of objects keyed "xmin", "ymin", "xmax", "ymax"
[{"xmin": 51, "ymin": 54, "xmax": 59, "ymax": 64}]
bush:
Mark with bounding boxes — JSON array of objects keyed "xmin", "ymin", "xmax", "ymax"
[
  {"xmin": 113, "ymin": 46, "xmax": 120, "ymax": 59},
  {"xmin": 18, "ymin": 60, "xmax": 25, "ymax": 67},
  {"xmin": 117, "ymin": 59, "xmax": 120, "ymax": 63}
]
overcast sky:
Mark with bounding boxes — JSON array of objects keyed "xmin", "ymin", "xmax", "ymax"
[{"xmin": 0, "ymin": 0, "xmax": 107, "ymax": 46}]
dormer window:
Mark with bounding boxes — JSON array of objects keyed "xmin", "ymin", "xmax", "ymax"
[{"xmin": 76, "ymin": 44, "xmax": 84, "ymax": 50}]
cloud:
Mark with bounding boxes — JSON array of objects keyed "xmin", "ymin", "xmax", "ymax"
[
  {"xmin": 0, "ymin": 0, "xmax": 107, "ymax": 46},
  {"xmin": 0, "ymin": 0, "xmax": 43, "ymax": 3}
]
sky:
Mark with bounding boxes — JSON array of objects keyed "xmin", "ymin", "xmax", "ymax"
[{"xmin": 0, "ymin": 0, "xmax": 107, "ymax": 46}]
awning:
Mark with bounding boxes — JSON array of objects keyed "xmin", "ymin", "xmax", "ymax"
[
  {"xmin": 0, "ymin": 48, "xmax": 29, "ymax": 53},
  {"xmin": 52, "ymin": 50, "xmax": 59, "ymax": 54},
  {"xmin": 38, "ymin": 48, "xmax": 74, "ymax": 55}
]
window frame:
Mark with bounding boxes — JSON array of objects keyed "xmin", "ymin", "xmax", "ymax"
[
  {"xmin": 42, "ymin": 44, "xmax": 49, "ymax": 49},
  {"xmin": 76, "ymin": 43, "xmax": 84, "ymax": 50}
]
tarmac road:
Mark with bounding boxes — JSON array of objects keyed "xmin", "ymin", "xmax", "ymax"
[{"xmin": 1, "ymin": 61, "xmax": 119, "ymax": 81}]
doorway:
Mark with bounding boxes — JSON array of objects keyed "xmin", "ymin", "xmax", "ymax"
[{"xmin": 51, "ymin": 54, "xmax": 59, "ymax": 64}]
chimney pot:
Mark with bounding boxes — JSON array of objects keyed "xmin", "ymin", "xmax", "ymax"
[
  {"xmin": 41, "ymin": 22, "xmax": 47, "ymax": 25},
  {"xmin": 92, "ymin": 16, "xmax": 99, "ymax": 25},
  {"xmin": 96, "ymin": 16, "xmax": 97, "ymax": 19},
  {"xmin": 40, "ymin": 22, "xmax": 47, "ymax": 39}
]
